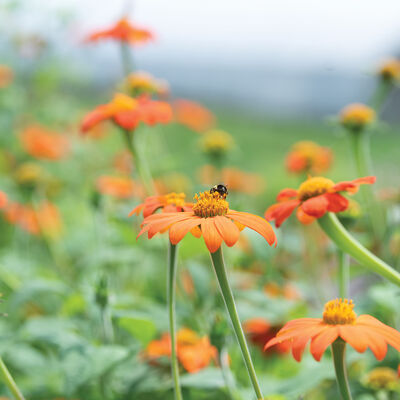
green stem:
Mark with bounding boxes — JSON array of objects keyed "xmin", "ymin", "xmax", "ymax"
[
  {"xmin": 120, "ymin": 42, "xmax": 134, "ymax": 77},
  {"xmin": 210, "ymin": 248, "xmax": 264, "ymax": 400},
  {"xmin": 0, "ymin": 357, "xmax": 25, "ymax": 400},
  {"xmin": 318, "ymin": 213, "xmax": 400, "ymax": 286},
  {"xmin": 167, "ymin": 243, "xmax": 183, "ymax": 400},
  {"xmin": 121, "ymin": 129, "xmax": 155, "ymax": 196},
  {"xmin": 369, "ymin": 81, "xmax": 392, "ymax": 115},
  {"xmin": 219, "ymin": 348, "xmax": 241, "ymax": 400},
  {"xmin": 331, "ymin": 339, "xmax": 353, "ymax": 400},
  {"xmin": 349, "ymin": 131, "xmax": 384, "ymax": 239},
  {"xmin": 101, "ymin": 306, "xmax": 114, "ymax": 344},
  {"xmin": 337, "ymin": 250, "xmax": 350, "ymax": 298}
]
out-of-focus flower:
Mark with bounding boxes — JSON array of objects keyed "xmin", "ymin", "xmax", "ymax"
[
  {"xmin": 125, "ymin": 71, "xmax": 169, "ymax": 97},
  {"xmin": 173, "ymin": 99, "xmax": 215, "ymax": 133},
  {"xmin": 265, "ymin": 176, "xmax": 375, "ymax": 227},
  {"xmin": 285, "ymin": 141, "xmax": 333, "ymax": 175},
  {"xmin": 199, "ymin": 165, "xmax": 265, "ymax": 195},
  {"xmin": 145, "ymin": 328, "xmax": 218, "ymax": 373},
  {"xmin": 138, "ymin": 190, "xmax": 277, "ymax": 253},
  {"xmin": 0, "ymin": 65, "xmax": 13, "ymax": 88},
  {"xmin": 3, "ymin": 201, "xmax": 62, "ymax": 238},
  {"xmin": 129, "ymin": 192, "xmax": 192, "ymax": 218},
  {"xmin": 244, "ymin": 318, "xmax": 290, "ymax": 355},
  {"xmin": 86, "ymin": 18, "xmax": 154, "ymax": 45},
  {"xmin": 378, "ymin": 58, "xmax": 400, "ymax": 83},
  {"xmin": 13, "ymin": 162, "xmax": 45, "ymax": 186},
  {"xmin": 265, "ymin": 299, "xmax": 400, "ymax": 362},
  {"xmin": 113, "ymin": 150, "xmax": 134, "ymax": 175},
  {"xmin": 364, "ymin": 367, "xmax": 399, "ymax": 391},
  {"xmin": 0, "ymin": 191, "xmax": 8, "ymax": 209},
  {"xmin": 81, "ymin": 93, "xmax": 172, "ymax": 133},
  {"xmin": 154, "ymin": 173, "xmax": 191, "ymax": 196},
  {"xmin": 20, "ymin": 125, "xmax": 69, "ymax": 161},
  {"xmin": 264, "ymin": 282, "xmax": 300, "ymax": 300},
  {"xmin": 339, "ymin": 103, "xmax": 376, "ymax": 131},
  {"xmin": 96, "ymin": 175, "xmax": 136, "ymax": 199},
  {"xmin": 200, "ymin": 129, "xmax": 234, "ymax": 159}
]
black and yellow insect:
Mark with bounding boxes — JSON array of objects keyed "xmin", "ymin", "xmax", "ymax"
[{"xmin": 210, "ymin": 184, "xmax": 228, "ymax": 199}]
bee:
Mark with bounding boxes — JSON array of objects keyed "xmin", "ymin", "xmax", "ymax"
[{"xmin": 210, "ymin": 184, "xmax": 228, "ymax": 199}]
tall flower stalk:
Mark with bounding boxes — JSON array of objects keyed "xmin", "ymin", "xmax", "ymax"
[
  {"xmin": 0, "ymin": 357, "xmax": 25, "ymax": 400},
  {"xmin": 331, "ymin": 339, "xmax": 353, "ymax": 400}
]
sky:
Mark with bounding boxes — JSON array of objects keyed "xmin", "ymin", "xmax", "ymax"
[{"xmin": 32, "ymin": 0, "xmax": 400, "ymax": 71}]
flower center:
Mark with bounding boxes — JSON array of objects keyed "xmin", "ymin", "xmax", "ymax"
[
  {"xmin": 193, "ymin": 190, "xmax": 229, "ymax": 218},
  {"xmin": 322, "ymin": 298, "xmax": 356, "ymax": 325},
  {"xmin": 165, "ymin": 192, "xmax": 186, "ymax": 208},
  {"xmin": 298, "ymin": 176, "xmax": 334, "ymax": 201}
]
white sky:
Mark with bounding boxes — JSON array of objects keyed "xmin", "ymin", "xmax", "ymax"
[{"xmin": 25, "ymin": 0, "xmax": 400, "ymax": 70}]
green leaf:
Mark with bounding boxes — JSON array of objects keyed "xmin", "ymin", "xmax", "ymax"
[{"xmin": 118, "ymin": 316, "xmax": 156, "ymax": 346}]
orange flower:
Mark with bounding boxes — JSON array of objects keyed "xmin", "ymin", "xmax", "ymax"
[
  {"xmin": 138, "ymin": 190, "xmax": 277, "ymax": 253},
  {"xmin": 81, "ymin": 93, "xmax": 172, "ymax": 133},
  {"xmin": 0, "ymin": 65, "xmax": 13, "ymax": 88},
  {"xmin": 130, "ymin": 192, "xmax": 192, "ymax": 218},
  {"xmin": 96, "ymin": 175, "xmax": 135, "ymax": 199},
  {"xmin": 125, "ymin": 71, "xmax": 169, "ymax": 97},
  {"xmin": 113, "ymin": 150, "xmax": 134, "ymax": 175},
  {"xmin": 20, "ymin": 125, "xmax": 69, "ymax": 161},
  {"xmin": 264, "ymin": 282, "xmax": 300, "ymax": 300},
  {"xmin": 3, "ymin": 201, "xmax": 62, "ymax": 237},
  {"xmin": 173, "ymin": 99, "xmax": 215, "ymax": 133},
  {"xmin": 0, "ymin": 191, "xmax": 7, "ymax": 209},
  {"xmin": 265, "ymin": 175, "xmax": 375, "ymax": 227},
  {"xmin": 265, "ymin": 299, "xmax": 400, "ymax": 362},
  {"xmin": 285, "ymin": 141, "xmax": 333, "ymax": 174},
  {"xmin": 378, "ymin": 58, "xmax": 400, "ymax": 82},
  {"xmin": 86, "ymin": 18, "xmax": 154, "ymax": 45},
  {"xmin": 145, "ymin": 328, "xmax": 217, "ymax": 373},
  {"xmin": 340, "ymin": 103, "xmax": 375, "ymax": 131}
]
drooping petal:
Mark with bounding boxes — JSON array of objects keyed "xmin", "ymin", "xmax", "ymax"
[
  {"xmin": 169, "ymin": 217, "xmax": 202, "ymax": 245},
  {"xmin": 338, "ymin": 325, "xmax": 369, "ymax": 353},
  {"xmin": 291, "ymin": 325, "xmax": 328, "ymax": 362},
  {"xmin": 228, "ymin": 211, "xmax": 277, "ymax": 246},
  {"xmin": 214, "ymin": 216, "xmax": 240, "ymax": 247},
  {"xmin": 362, "ymin": 329, "xmax": 388, "ymax": 361},
  {"xmin": 325, "ymin": 193, "xmax": 349, "ymax": 213},
  {"xmin": 276, "ymin": 188, "xmax": 298, "ymax": 201},
  {"xmin": 146, "ymin": 214, "xmax": 191, "ymax": 238},
  {"xmin": 310, "ymin": 327, "xmax": 339, "ymax": 361},
  {"xmin": 333, "ymin": 176, "xmax": 376, "ymax": 193},
  {"xmin": 301, "ymin": 194, "xmax": 329, "ymax": 218},
  {"xmin": 128, "ymin": 203, "xmax": 144, "ymax": 217},
  {"xmin": 296, "ymin": 207, "xmax": 315, "ymax": 225},
  {"xmin": 264, "ymin": 199, "xmax": 300, "ymax": 228},
  {"xmin": 190, "ymin": 225, "xmax": 202, "ymax": 238},
  {"xmin": 201, "ymin": 218, "xmax": 223, "ymax": 253}
]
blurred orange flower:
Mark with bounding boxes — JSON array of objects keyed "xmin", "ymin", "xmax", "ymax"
[
  {"xmin": 3, "ymin": 201, "xmax": 62, "ymax": 237},
  {"xmin": 200, "ymin": 165, "xmax": 265, "ymax": 195},
  {"xmin": 285, "ymin": 141, "xmax": 333, "ymax": 175},
  {"xmin": 378, "ymin": 58, "xmax": 400, "ymax": 82},
  {"xmin": 340, "ymin": 103, "xmax": 375, "ymax": 131},
  {"xmin": 125, "ymin": 71, "xmax": 169, "ymax": 97},
  {"xmin": 113, "ymin": 150, "xmax": 134, "ymax": 175},
  {"xmin": 265, "ymin": 176, "xmax": 375, "ymax": 227},
  {"xmin": 265, "ymin": 299, "xmax": 400, "ymax": 362},
  {"xmin": 0, "ymin": 65, "xmax": 13, "ymax": 88},
  {"xmin": 20, "ymin": 125, "xmax": 69, "ymax": 161},
  {"xmin": 81, "ymin": 93, "xmax": 172, "ymax": 133},
  {"xmin": 173, "ymin": 99, "xmax": 215, "ymax": 133},
  {"xmin": 0, "ymin": 191, "xmax": 8, "ymax": 209},
  {"xmin": 86, "ymin": 18, "xmax": 154, "ymax": 45},
  {"xmin": 145, "ymin": 328, "xmax": 218, "ymax": 373},
  {"xmin": 264, "ymin": 282, "xmax": 300, "ymax": 300},
  {"xmin": 96, "ymin": 175, "xmax": 136, "ymax": 199}
]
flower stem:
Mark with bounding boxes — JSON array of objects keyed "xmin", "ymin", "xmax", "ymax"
[
  {"xmin": 120, "ymin": 42, "xmax": 134, "ymax": 77},
  {"xmin": 0, "ymin": 357, "xmax": 25, "ymax": 400},
  {"xmin": 337, "ymin": 250, "xmax": 350, "ymax": 298},
  {"xmin": 370, "ymin": 81, "xmax": 392, "ymax": 114},
  {"xmin": 122, "ymin": 129, "xmax": 155, "ymax": 196},
  {"xmin": 318, "ymin": 213, "xmax": 400, "ymax": 286},
  {"xmin": 167, "ymin": 243, "xmax": 183, "ymax": 400},
  {"xmin": 210, "ymin": 248, "xmax": 264, "ymax": 400},
  {"xmin": 331, "ymin": 339, "xmax": 353, "ymax": 400},
  {"xmin": 349, "ymin": 130, "xmax": 385, "ymax": 239}
]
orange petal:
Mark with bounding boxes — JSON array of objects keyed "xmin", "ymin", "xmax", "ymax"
[
  {"xmin": 169, "ymin": 217, "xmax": 202, "ymax": 245},
  {"xmin": 264, "ymin": 199, "xmax": 300, "ymax": 228},
  {"xmin": 310, "ymin": 327, "xmax": 338, "ymax": 361},
  {"xmin": 338, "ymin": 325, "xmax": 369, "ymax": 353},
  {"xmin": 325, "ymin": 193, "xmax": 349, "ymax": 213},
  {"xmin": 296, "ymin": 206, "xmax": 315, "ymax": 224},
  {"xmin": 190, "ymin": 225, "xmax": 202, "ymax": 238},
  {"xmin": 228, "ymin": 211, "xmax": 277, "ymax": 246},
  {"xmin": 301, "ymin": 194, "xmax": 329, "ymax": 218},
  {"xmin": 333, "ymin": 176, "xmax": 376, "ymax": 193},
  {"xmin": 291, "ymin": 325, "xmax": 327, "ymax": 362},
  {"xmin": 128, "ymin": 203, "xmax": 144, "ymax": 217},
  {"xmin": 214, "ymin": 216, "xmax": 240, "ymax": 247},
  {"xmin": 276, "ymin": 188, "xmax": 298, "ymax": 201},
  {"xmin": 201, "ymin": 218, "xmax": 223, "ymax": 253}
]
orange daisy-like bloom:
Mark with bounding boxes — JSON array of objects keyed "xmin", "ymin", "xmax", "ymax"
[
  {"xmin": 125, "ymin": 71, "xmax": 169, "ymax": 97},
  {"xmin": 0, "ymin": 191, "xmax": 8, "ymax": 209},
  {"xmin": 265, "ymin": 175, "xmax": 376, "ymax": 228},
  {"xmin": 86, "ymin": 18, "xmax": 154, "ymax": 45},
  {"xmin": 96, "ymin": 175, "xmax": 136, "ymax": 199},
  {"xmin": 378, "ymin": 58, "xmax": 400, "ymax": 82},
  {"xmin": 81, "ymin": 93, "xmax": 172, "ymax": 133},
  {"xmin": 340, "ymin": 103, "xmax": 376, "ymax": 131},
  {"xmin": 130, "ymin": 192, "xmax": 192, "ymax": 218},
  {"xmin": 20, "ymin": 125, "xmax": 69, "ymax": 161},
  {"xmin": 265, "ymin": 299, "xmax": 400, "ymax": 362},
  {"xmin": 0, "ymin": 65, "xmax": 14, "ymax": 88},
  {"xmin": 173, "ymin": 99, "xmax": 215, "ymax": 133},
  {"xmin": 138, "ymin": 190, "xmax": 277, "ymax": 253},
  {"xmin": 286, "ymin": 141, "xmax": 333, "ymax": 174},
  {"xmin": 145, "ymin": 328, "xmax": 218, "ymax": 373}
]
